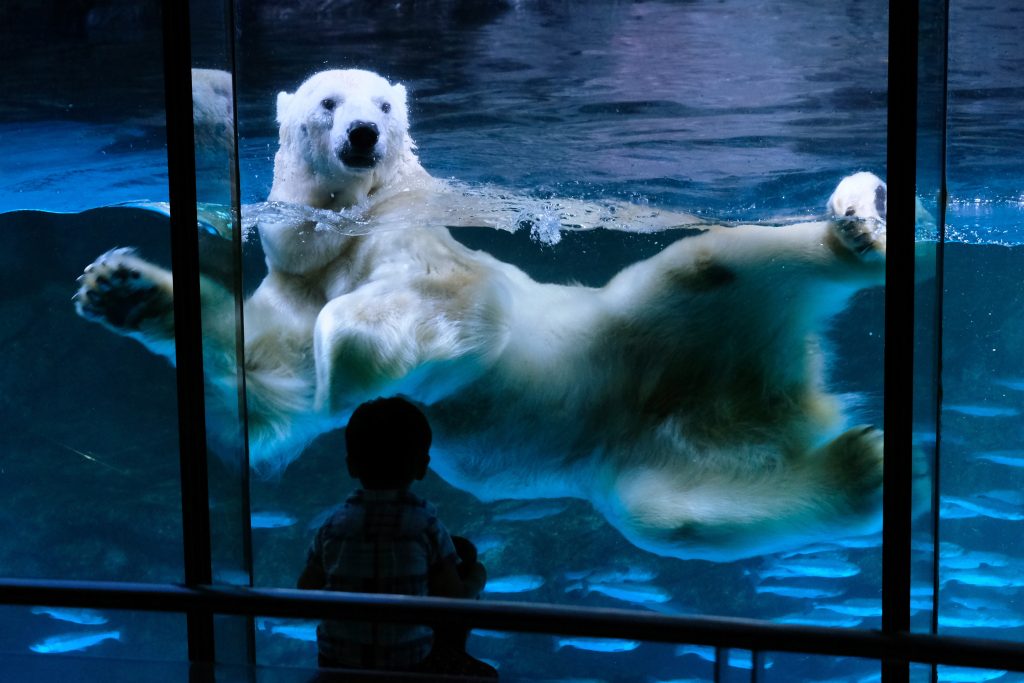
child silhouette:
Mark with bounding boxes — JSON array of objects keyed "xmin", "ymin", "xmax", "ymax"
[{"xmin": 298, "ymin": 396, "xmax": 495, "ymax": 677}]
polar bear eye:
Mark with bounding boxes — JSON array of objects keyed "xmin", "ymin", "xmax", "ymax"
[
  {"xmin": 380, "ymin": 102, "xmax": 391, "ymax": 114},
  {"xmin": 321, "ymin": 98, "xmax": 336, "ymax": 112}
]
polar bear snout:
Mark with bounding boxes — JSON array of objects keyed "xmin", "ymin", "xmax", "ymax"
[{"xmin": 339, "ymin": 121, "xmax": 381, "ymax": 168}]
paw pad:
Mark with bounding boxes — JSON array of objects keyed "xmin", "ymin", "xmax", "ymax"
[{"xmin": 74, "ymin": 248, "xmax": 165, "ymax": 331}]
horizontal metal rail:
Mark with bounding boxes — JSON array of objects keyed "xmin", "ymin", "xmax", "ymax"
[{"xmin": 4, "ymin": 578, "xmax": 1024, "ymax": 673}]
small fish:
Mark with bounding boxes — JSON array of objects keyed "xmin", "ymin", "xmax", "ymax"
[
  {"xmin": 942, "ymin": 569, "xmax": 1024, "ymax": 588},
  {"xmin": 30, "ymin": 606, "xmax": 108, "ymax": 625},
  {"xmin": 937, "ymin": 666, "xmax": 1007, "ymax": 682},
  {"xmin": 776, "ymin": 612, "xmax": 864, "ymax": 628},
  {"xmin": 30, "ymin": 630, "xmax": 121, "ymax": 654},
  {"xmin": 471, "ymin": 629, "xmax": 511, "ymax": 640},
  {"xmin": 814, "ymin": 598, "xmax": 882, "ymax": 618},
  {"xmin": 941, "ymin": 496, "xmax": 1024, "ymax": 522},
  {"xmin": 974, "ymin": 451, "xmax": 1024, "ymax": 467},
  {"xmin": 947, "ymin": 595, "xmax": 1008, "ymax": 611},
  {"xmin": 979, "ymin": 489, "xmax": 1024, "ymax": 505},
  {"xmin": 554, "ymin": 636, "xmax": 640, "ymax": 653},
  {"xmin": 588, "ymin": 565, "xmax": 659, "ymax": 584},
  {"xmin": 911, "ymin": 583, "xmax": 934, "ymax": 598},
  {"xmin": 910, "ymin": 596, "xmax": 934, "ymax": 612},
  {"xmin": 491, "ymin": 500, "xmax": 569, "ymax": 522},
  {"xmin": 472, "ymin": 534, "xmax": 504, "ymax": 556},
  {"xmin": 565, "ymin": 580, "xmax": 672, "ymax": 605},
  {"xmin": 250, "ymin": 511, "xmax": 297, "ymax": 529},
  {"xmin": 675, "ymin": 644, "xmax": 773, "ymax": 669},
  {"xmin": 256, "ymin": 616, "xmax": 291, "ymax": 631},
  {"xmin": 759, "ymin": 556, "xmax": 861, "ymax": 580},
  {"xmin": 940, "ymin": 550, "xmax": 1009, "ymax": 570},
  {"xmin": 939, "ymin": 609, "xmax": 1024, "ymax": 629},
  {"xmin": 993, "ymin": 378, "xmax": 1024, "ymax": 391},
  {"xmin": 270, "ymin": 622, "xmax": 318, "ymax": 642},
  {"xmin": 944, "ymin": 404, "xmax": 1019, "ymax": 418},
  {"xmin": 754, "ymin": 585, "xmax": 846, "ymax": 599},
  {"xmin": 912, "ymin": 540, "xmax": 964, "ymax": 557},
  {"xmin": 484, "ymin": 574, "xmax": 545, "ymax": 594}
]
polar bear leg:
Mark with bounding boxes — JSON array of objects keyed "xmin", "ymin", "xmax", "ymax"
[
  {"xmin": 313, "ymin": 289, "xmax": 437, "ymax": 414},
  {"xmin": 604, "ymin": 426, "xmax": 884, "ymax": 561},
  {"xmin": 313, "ymin": 284, "xmax": 488, "ymax": 416}
]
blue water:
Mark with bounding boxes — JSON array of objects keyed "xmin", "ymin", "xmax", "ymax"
[{"xmin": 1, "ymin": 1, "xmax": 1023, "ymax": 682}]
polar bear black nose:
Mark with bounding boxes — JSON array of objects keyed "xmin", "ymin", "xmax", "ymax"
[{"xmin": 347, "ymin": 122, "xmax": 379, "ymax": 150}]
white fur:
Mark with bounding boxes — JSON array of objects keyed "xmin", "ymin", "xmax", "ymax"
[{"xmin": 76, "ymin": 69, "xmax": 897, "ymax": 561}]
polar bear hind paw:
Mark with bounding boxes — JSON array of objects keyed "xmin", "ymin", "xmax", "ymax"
[
  {"xmin": 74, "ymin": 248, "xmax": 173, "ymax": 334},
  {"xmin": 818, "ymin": 424, "xmax": 885, "ymax": 513}
]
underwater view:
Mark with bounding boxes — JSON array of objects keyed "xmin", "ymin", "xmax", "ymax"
[{"xmin": 1, "ymin": 1, "xmax": 1023, "ymax": 681}]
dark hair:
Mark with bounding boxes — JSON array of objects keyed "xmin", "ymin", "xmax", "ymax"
[{"xmin": 345, "ymin": 397, "xmax": 432, "ymax": 488}]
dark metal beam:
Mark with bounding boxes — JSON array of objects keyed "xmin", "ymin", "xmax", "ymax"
[
  {"xmin": 883, "ymin": 0, "xmax": 921, "ymax": 681},
  {"xmin": 4, "ymin": 579, "xmax": 1024, "ymax": 673},
  {"xmin": 160, "ymin": 0, "xmax": 215, "ymax": 664}
]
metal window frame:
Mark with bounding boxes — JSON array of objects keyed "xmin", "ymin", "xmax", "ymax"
[
  {"xmin": 161, "ymin": 0, "xmax": 215, "ymax": 665},
  {"xmin": 3, "ymin": 578, "xmax": 1024, "ymax": 674},
  {"xmin": 882, "ymin": 0, "xmax": 920, "ymax": 681}
]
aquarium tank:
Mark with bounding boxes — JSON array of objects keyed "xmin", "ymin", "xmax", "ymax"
[{"xmin": 1, "ymin": 0, "xmax": 1023, "ymax": 682}]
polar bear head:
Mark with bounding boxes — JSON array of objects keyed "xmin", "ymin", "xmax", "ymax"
[{"xmin": 270, "ymin": 69, "xmax": 419, "ymax": 209}]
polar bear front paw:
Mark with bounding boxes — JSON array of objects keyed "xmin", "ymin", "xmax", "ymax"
[
  {"xmin": 74, "ymin": 248, "xmax": 174, "ymax": 336},
  {"xmin": 831, "ymin": 216, "xmax": 886, "ymax": 259},
  {"xmin": 826, "ymin": 172, "xmax": 887, "ymax": 260}
]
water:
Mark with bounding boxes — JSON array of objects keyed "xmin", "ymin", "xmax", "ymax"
[{"xmin": 1, "ymin": 1, "xmax": 1022, "ymax": 682}]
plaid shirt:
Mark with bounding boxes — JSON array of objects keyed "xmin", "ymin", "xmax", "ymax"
[{"xmin": 306, "ymin": 488, "xmax": 457, "ymax": 669}]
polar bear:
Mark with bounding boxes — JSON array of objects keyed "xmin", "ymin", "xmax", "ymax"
[{"xmin": 75, "ymin": 69, "xmax": 891, "ymax": 561}]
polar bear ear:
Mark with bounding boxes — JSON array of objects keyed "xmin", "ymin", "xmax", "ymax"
[{"xmin": 276, "ymin": 91, "xmax": 294, "ymax": 125}]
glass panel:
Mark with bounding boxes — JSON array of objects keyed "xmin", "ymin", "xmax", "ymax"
[
  {"xmin": 189, "ymin": 0, "xmax": 254, "ymax": 666},
  {"xmin": 762, "ymin": 652, "xmax": 879, "ymax": 682},
  {"xmin": 910, "ymin": 0, "xmax": 950, "ymax": 636},
  {"xmin": 230, "ymin": 0, "xmax": 889, "ymax": 671},
  {"xmin": 938, "ymin": 0, "xmax": 1024, "ymax": 641},
  {"xmin": 0, "ymin": 2, "xmax": 185, "ymax": 584}
]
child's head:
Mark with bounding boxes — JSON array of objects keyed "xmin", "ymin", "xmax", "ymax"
[{"xmin": 345, "ymin": 396, "xmax": 432, "ymax": 489}]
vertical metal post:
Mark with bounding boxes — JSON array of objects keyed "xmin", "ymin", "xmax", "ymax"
[
  {"xmin": 223, "ymin": 0, "xmax": 254, "ymax": 595},
  {"xmin": 751, "ymin": 650, "xmax": 764, "ymax": 683},
  {"xmin": 928, "ymin": 4, "xmax": 950, "ymax": 681},
  {"xmin": 161, "ymin": 0, "xmax": 215, "ymax": 666},
  {"xmin": 883, "ymin": 0, "xmax": 920, "ymax": 681},
  {"xmin": 223, "ymin": 0, "xmax": 257, "ymax": 663}
]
